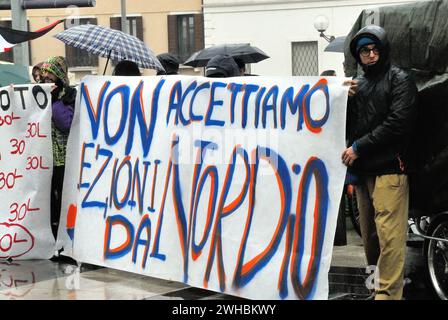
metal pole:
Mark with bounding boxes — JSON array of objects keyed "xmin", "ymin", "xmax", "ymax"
[
  {"xmin": 121, "ymin": 0, "xmax": 128, "ymax": 34},
  {"xmin": 0, "ymin": 0, "xmax": 96, "ymax": 10},
  {"xmin": 11, "ymin": 0, "xmax": 29, "ymax": 66},
  {"xmin": 23, "ymin": 0, "xmax": 96, "ymax": 9}
]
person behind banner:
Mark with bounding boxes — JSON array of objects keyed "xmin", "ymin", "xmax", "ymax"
[
  {"xmin": 205, "ymin": 54, "xmax": 240, "ymax": 78},
  {"xmin": 113, "ymin": 60, "xmax": 142, "ymax": 76},
  {"xmin": 156, "ymin": 53, "xmax": 180, "ymax": 75},
  {"xmin": 233, "ymin": 57, "xmax": 260, "ymax": 76},
  {"xmin": 32, "ymin": 61, "xmax": 44, "ymax": 83},
  {"xmin": 320, "ymin": 69, "xmax": 336, "ymax": 76},
  {"xmin": 342, "ymin": 25, "xmax": 418, "ymax": 300},
  {"xmin": 39, "ymin": 56, "xmax": 77, "ymax": 241},
  {"xmin": 233, "ymin": 57, "xmax": 247, "ymax": 76}
]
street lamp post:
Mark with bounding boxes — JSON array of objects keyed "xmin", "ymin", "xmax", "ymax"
[
  {"xmin": 11, "ymin": 0, "xmax": 28, "ymax": 66},
  {"xmin": 314, "ymin": 15, "xmax": 335, "ymax": 43}
]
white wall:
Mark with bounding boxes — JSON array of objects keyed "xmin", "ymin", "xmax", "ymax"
[{"xmin": 203, "ymin": 0, "xmax": 420, "ymax": 76}]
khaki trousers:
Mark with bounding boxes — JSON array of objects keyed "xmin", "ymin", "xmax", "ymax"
[{"xmin": 354, "ymin": 174, "xmax": 409, "ymax": 300}]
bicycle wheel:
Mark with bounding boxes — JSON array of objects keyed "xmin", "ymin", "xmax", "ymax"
[{"xmin": 427, "ymin": 218, "xmax": 448, "ymax": 300}]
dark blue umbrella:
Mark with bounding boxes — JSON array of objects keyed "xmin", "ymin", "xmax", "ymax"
[{"xmin": 324, "ymin": 36, "xmax": 347, "ymax": 53}]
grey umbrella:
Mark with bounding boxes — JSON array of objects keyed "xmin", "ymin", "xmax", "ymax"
[
  {"xmin": 54, "ymin": 24, "xmax": 165, "ymax": 74},
  {"xmin": 324, "ymin": 36, "xmax": 347, "ymax": 53},
  {"xmin": 183, "ymin": 43, "xmax": 269, "ymax": 67}
]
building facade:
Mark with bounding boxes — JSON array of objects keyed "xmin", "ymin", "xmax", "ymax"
[
  {"xmin": 203, "ymin": 0, "xmax": 420, "ymax": 76},
  {"xmin": 0, "ymin": 0, "xmax": 204, "ymax": 83}
]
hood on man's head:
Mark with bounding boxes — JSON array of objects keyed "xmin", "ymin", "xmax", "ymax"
[
  {"xmin": 205, "ymin": 54, "xmax": 240, "ymax": 78},
  {"xmin": 355, "ymin": 36, "xmax": 378, "ymax": 53},
  {"xmin": 349, "ymin": 25, "xmax": 390, "ymax": 76}
]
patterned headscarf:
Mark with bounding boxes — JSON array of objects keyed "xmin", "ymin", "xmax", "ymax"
[{"xmin": 40, "ymin": 56, "xmax": 69, "ymax": 87}]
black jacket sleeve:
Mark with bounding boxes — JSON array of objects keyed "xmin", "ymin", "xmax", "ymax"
[{"xmin": 355, "ymin": 70, "xmax": 418, "ymax": 155}]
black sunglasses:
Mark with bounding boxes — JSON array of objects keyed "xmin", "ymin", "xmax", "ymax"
[{"xmin": 359, "ymin": 47, "xmax": 380, "ymax": 57}]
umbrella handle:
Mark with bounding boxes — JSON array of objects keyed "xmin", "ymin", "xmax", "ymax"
[{"xmin": 103, "ymin": 50, "xmax": 112, "ymax": 75}]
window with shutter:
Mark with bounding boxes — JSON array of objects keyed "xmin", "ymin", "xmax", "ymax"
[
  {"xmin": 109, "ymin": 16, "xmax": 143, "ymax": 66},
  {"xmin": 167, "ymin": 14, "xmax": 204, "ymax": 64},
  {"xmin": 65, "ymin": 18, "xmax": 99, "ymax": 68},
  {"xmin": 167, "ymin": 15, "xmax": 178, "ymax": 56},
  {"xmin": 193, "ymin": 14, "xmax": 204, "ymax": 53},
  {"xmin": 109, "ymin": 16, "xmax": 143, "ymax": 41},
  {"xmin": 291, "ymin": 41, "xmax": 319, "ymax": 76},
  {"xmin": 177, "ymin": 15, "xmax": 194, "ymax": 63}
]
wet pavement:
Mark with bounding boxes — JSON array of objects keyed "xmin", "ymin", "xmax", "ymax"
[
  {"xmin": 328, "ymin": 219, "xmax": 439, "ymax": 300},
  {"xmin": 0, "ymin": 218, "xmax": 439, "ymax": 300}
]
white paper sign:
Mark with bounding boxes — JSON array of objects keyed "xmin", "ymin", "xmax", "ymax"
[
  {"xmin": 58, "ymin": 75, "xmax": 348, "ymax": 300},
  {"xmin": 0, "ymin": 84, "xmax": 54, "ymax": 260}
]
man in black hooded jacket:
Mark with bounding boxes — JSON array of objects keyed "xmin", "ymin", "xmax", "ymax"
[{"xmin": 342, "ymin": 25, "xmax": 417, "ymax": 300}]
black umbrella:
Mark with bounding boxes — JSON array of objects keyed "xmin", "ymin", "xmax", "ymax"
[
  {"xmin": 324, "ymin": 36, "xmax": 347, "ymax": 53},
  {"xmin": 183, "ymin": 43, "xmax": 269, "ymax": 67}
]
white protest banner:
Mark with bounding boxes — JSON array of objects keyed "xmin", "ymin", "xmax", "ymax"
[
  {"xmin": 58, "ymin": 75, "xmax": 348, "ymax": 299},
  {"xmin": 0, "ymin": 84, "xmax": 55, "ymax": 260}
]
